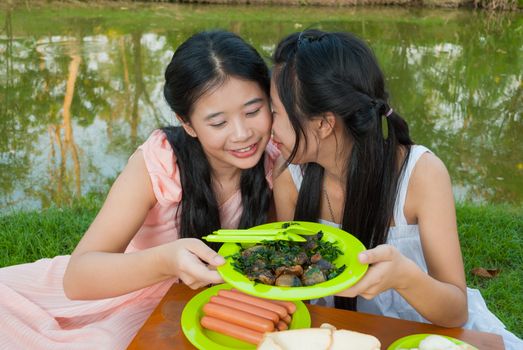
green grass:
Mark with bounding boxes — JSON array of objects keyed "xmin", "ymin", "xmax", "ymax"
[
  {"xmin": 1, "ymin": 2, "xmax": 516, "ymax": 37},
  {"xmin": 0, "ymin": 197, "xmax": 521, "ymax": 338},
  {"xmin": 456, "ymin": 203, "xmax": 523, "ymax": 338},
  {"xmin": 0, "ymin": 192, "xmax": 103, "ymax": 267}
]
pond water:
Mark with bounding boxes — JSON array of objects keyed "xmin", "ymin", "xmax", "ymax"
[{"xmin": 0, "ymin": 4, "xmax": 522, "ymax": 213}]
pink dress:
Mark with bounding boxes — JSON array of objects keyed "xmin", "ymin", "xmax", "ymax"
[{"xmin": 0, "ymin": 130, "xmax": 278, "ymax": 350}]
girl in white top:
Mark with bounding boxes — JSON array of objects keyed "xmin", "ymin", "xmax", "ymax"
[{"xmin": 270, "ymin": 29, "xmax": 522, "ymax": 349}]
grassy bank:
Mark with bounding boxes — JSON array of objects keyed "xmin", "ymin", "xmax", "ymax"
[
  {"xmin": 3, "ymin": 0, "xmax": 522, "ymax": 11},
  {"xmin": 0, "ymin": 192, "xmax": 103, "ymax": 268},
  {"xmin": 1, "ymin": 196, "xmax": 522, "ymax": 337},
  {"xmin": 457, "ymin": 203, "xmax": 523, "ymax": 336}
]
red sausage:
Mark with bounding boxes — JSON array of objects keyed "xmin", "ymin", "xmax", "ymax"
[
  {"xmin": 276, "ymin": 320, "xmax": 288, "ymax": 331},
  {"xmin": 282, "ymin": 314, "xmax": 292, "ymax": 324},
  {"xmin": 203, "ymin": 302, "xmax": 274, "ymax": 333},
  {"xmin": 218, "ymin": 290, "xmax": 288, "ymax": 318},
  {"xmin": 209, "ymin": 295, "xmax": 280, "ymax": 324},
  {"xmin": 231, "ymin": 289, "xmax": 297, "ymax": 314},
  {"xmin": 201, "ymin": 316, "xmax": 264, "ymax": 345},
  {"xmin": 269, "ymin": 300, "xmax": 297, "ymax": 315}
]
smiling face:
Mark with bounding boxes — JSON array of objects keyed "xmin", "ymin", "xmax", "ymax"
[{"xmin": 183, "ymin": 77, "xmax": 272, "ymax": 172}]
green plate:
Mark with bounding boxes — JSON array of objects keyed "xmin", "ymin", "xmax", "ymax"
[
  {"xmin": 217, "ymin": 221, "xmax": 368, "ymax": 301},
  {"xmin": 181, "ymin": 283, "xmax": 311, "ymax": 350},
  {"xmin": 387, "ymin": 334, "xmax": 477, "ymax": 349}
]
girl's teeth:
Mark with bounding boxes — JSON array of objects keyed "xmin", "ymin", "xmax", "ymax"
[{"xmin": 236, "ymin": 145, "xmax": 253, "ymax": 152}]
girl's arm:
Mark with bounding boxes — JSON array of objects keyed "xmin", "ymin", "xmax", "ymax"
[
  {"xmin": 338, "ymin": 153, "xmax": 468, "ymax": 327},
  {"xmin": 63, "ymin": 150, "xmax": 224, "ymax": 300},
  {"xmin": 400, "ymin": 152, "xmax": 468, "ymax": 326}
]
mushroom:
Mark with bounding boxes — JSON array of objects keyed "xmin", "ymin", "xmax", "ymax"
[
  {"xmin": 248, "ymin": 270, "xmax": 276, "ymax": 285},
  {"xmin": 275, "ymin": 273, "xmax": 303, "ymax": 287},
  {"xmin": 301, "ymin": 265, "xmax": 326, "ymax": 286},
  {"xmin": 251, "ymin": 259, "xmax": 267, "ymax": 273},
  {"xmin": 293, "ymin": 251, "xmax": 308, "ymax": 265},
  {"xmin": 310, "ymin": 252, "xmax": 322, "ymax": 264},
  {"xmin": 275, "ymin": 265, "xmax": 304, "ymax": 277},
  {"xmin": 315, "ymin": 259, "xmax": 334, "ymax": 272}
]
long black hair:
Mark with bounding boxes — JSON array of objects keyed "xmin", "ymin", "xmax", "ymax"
[
  {"xmin": 273, "ymin": 30, "xmax": 413, "ymax": 309},
  {"xmin": 162, "ymin": 30, "xmax": 271, "ymax": 247}
]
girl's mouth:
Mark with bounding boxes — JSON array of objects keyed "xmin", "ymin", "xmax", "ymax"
[
  {"xmin": 229, "ymin": 142, "xmax": 258, "ymax": 158},
  {"xmin": 271, "ymin": 137, "xmax": 283, "ymax": 150}
]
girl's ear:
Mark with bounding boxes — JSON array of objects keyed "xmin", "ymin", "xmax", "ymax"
[
  {"xmin": 177, "ymin": 116, "xmax": 197, "ymax": 138},
  {"xmin": 316, "ymin": 112, "xmax": 336, "ymax": 140}
]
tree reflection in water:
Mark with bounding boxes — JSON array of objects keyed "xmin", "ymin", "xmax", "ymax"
[{"xmin": 0, "ymin": 4, "xmax": 521, "ymax": 212}]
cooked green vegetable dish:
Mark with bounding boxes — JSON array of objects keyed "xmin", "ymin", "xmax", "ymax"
[{"xmin": 230, "ymin": 230, "xmax": 346, "ymax": 287}]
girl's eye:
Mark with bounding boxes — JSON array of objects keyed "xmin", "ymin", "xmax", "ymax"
[
  {"xmin": 246, "ymin": 108, "xmax": 261, "ymax": 117},
  {"xmin": 210, "ymin": 121, "xmax": 226, "ymax": 128}
]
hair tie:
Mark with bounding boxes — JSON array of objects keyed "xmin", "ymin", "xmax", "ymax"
[
  {"xmin": 385, "ymin": 108, "xmax": 393, "ymax": 117},
  {"xmin": 297, "ymin": 31, "xmax": 324, "ymax": 49},
  {"xmin": 297, "ymin": 31, "xmax": 305, "ymax": 48}
]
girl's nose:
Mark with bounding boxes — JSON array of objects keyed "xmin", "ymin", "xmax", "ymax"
[{"xmin": 231, "ymin": 118, "xmax": 253, "ymax": 142}]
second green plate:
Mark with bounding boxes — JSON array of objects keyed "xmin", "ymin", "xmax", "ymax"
[
  {"xmin": 181, "ymin": 283, "xmax": 311, "ymax": 350},
  {"xmin": 387, "ymin": 334, "xmax": 477, "ymax": 350}
]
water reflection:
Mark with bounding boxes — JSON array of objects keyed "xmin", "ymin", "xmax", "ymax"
[{"xmin": 0, "ymin": 5, "xmax": 521, "ymax": 212}]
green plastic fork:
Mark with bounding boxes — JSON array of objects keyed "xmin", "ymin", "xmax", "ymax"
[
  {"xmin": 202, "ymin": 232, "xmax": 307, "ymax": 243},
  {"xmin": 213, "ymin": 227, "xmax": 318, "ymax": 236}
]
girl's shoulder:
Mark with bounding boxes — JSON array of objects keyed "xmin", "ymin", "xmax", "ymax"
[
  {"xmin": 402, "ymin": 145, "xmax": 453, "ymax": 224},
  {"xmin": 408, "ymin": 146, "xmax": 448, "ymax": 181},
  {"xmin": 398, "ymin": 145, "xmax": 444, "ymax": 186},
  {"xmin": 136, "ymin": 129, "xmax": 182, "ymax": 207}
]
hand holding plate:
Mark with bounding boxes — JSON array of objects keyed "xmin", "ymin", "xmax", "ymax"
[
  {"xmin": 165, "ymin": 238, "xmax": 225, "ymax": 289},
  {"xmin": 335, "ymin": 244, "xmax": 411, "ymax": 299}
]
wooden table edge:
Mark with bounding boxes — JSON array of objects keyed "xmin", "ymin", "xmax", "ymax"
[{"xmin": 128, "ymin": 283, "xmax": 505, "ymax": 350}]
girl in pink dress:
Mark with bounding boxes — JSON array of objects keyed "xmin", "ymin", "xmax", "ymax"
[{"xmin": 0, "ymin": 30, "xmax": 277, "ymax": 349}]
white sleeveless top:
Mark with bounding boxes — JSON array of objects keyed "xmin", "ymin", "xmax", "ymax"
[{"xmin": 287, "ymin": 145, "xmax": 522, "ymax": 350}]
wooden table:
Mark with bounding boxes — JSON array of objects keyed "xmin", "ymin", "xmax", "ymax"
[{"xmin": 128, "ymin": 283, "xmax": 504, "ymax": 349}]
